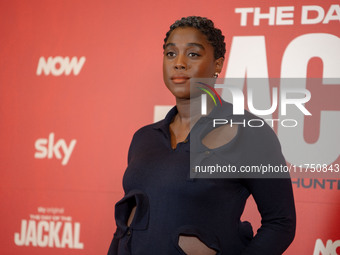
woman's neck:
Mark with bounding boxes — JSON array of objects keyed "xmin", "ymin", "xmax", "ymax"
[{"xmin": 175, "ymin": 96, "xmax": 214, "ymax": 126}]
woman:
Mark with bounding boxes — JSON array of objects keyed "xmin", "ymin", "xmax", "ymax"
[{"xmin": 108, "ymin": 16, "xmax": 296, "ymax": 255}]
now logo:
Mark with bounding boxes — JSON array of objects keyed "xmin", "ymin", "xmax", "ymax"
[
  {"xmin": 34, "ymin": 133, "xmax": 76, "ymax": 166},
  {"xmin": 36, "ymin": 56, "xmax": 86, "ymax": 76}
]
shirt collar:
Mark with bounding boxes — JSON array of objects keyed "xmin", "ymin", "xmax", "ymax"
[
  {"xmin": 152, "ymin": 106, "xmax": 178, "ymax": 130},
  {"xmin": 152, "ymin": 101, "xmax": 234, "ymax": 130}
]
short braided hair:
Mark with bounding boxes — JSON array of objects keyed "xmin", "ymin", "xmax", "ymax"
[{"xmin": 163, "ymin": 16, "xmax": 226, "ymax": 59}]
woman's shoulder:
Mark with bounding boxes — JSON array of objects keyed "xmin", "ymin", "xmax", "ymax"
[
  {"xmin": 132, "ymin": 106, "xmax": 177, "ymax": 139},
  {"xmin": 132, "ymin": 119, "xmax": 166, "ymax": 138}
]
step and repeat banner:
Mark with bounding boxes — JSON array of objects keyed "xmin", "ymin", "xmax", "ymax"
[{"xmin": 0, "ymin": 0, "xmax": 339, "ymax": 254}]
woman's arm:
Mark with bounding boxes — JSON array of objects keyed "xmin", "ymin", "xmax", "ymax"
[
  {"xmin": 241, "ymin": 177, "xmax": 296, "ymax": 255},
  {"xmin": 237, "ymin": 115, "xmax": 296, "ymax": 254}
]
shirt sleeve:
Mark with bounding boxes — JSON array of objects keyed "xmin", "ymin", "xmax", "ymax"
[
  {"xmin": 240, "ymin": 122, "xmax": 296, "ymax": 254},
  {"xmin": 241, "ymin": 177, "xmax": 296, "ymax": 255}
]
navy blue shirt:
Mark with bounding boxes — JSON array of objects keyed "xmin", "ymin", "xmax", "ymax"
[{"xmin": 108, "ymin": 102, "xmax": 296, "ymax": 255}]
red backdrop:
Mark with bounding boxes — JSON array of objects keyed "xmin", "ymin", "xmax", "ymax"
[{"xmin": 1, "ymin": 0, "xmax": 339, "ymax": 254}]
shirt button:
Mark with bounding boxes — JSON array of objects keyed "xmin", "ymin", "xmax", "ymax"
[
  {"xmin": 205, "ymin": 150, "xmax": 210, "ymax": 155},
  {"xmin": 127, "ymin": 230, "xmax": 131, "ymax": 236}
]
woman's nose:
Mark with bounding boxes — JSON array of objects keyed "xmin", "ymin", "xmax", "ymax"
[{"xmin": 174, "ymin": 55, "xmax": 187, "ymax": 70}]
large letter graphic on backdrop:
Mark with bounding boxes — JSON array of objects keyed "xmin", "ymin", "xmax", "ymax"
[
  {"xmin": 279, "ymin": 33, "xmax": 340, "ymax": 165},
  {"xmin": 222, "ymin": 36, "xmax": 273, "ymax": 120},
  {"xmin": 313, "ymin": 239, "xmax": 340, "ymax": 255}
]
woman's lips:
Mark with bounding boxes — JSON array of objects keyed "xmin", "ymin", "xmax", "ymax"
[{"xmin": 171, "ymin": 76, "xmax": 190, "ymax": 84}]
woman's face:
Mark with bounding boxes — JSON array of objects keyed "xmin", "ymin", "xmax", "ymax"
[{"xmin": 163, "ymin": 27, "xmax": 223, "ymax": 100}]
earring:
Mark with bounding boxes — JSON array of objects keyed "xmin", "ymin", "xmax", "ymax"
[{"xmin": 214, "ymin": 72, "xmax": 219, "ymax": 78}]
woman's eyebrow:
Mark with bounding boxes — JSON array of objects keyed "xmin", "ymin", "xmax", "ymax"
[
  {"xmin": 186, "ymin": 43, "xmax": 205, "ymax": 50},
  {"xmin": 164, "ymin": 42, "xmax": 205, "ymax": 50},
  {"xmin": 164, "ymin": 43, "xmax": 176, "ymax": 49}
]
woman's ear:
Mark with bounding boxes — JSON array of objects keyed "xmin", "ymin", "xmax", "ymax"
[{"xmin": 215, "ymin": 57, "xmax": 224, "ymax": 74}]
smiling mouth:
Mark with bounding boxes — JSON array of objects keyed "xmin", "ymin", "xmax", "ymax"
[{"xmin": 171, "ymin": 77, "xmax": 190, "ymax": 84}]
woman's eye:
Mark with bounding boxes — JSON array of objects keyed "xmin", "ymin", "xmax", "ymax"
[
  {"xmin": 166, "ymin": 52, "xmax": 176, "ymax": 57},
  {"xmin": 188, "ymin": 52, "xmax": 200, "ymax": 57}
]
